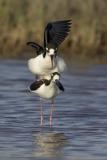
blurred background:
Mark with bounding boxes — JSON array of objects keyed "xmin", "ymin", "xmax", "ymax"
[
  {"xmin": 0, "ymin": 1, "xmax": 107, "ymax": 160},
  {"xmin": 0, "ymin": 0, "xmax": 107, "ymax": 63}
]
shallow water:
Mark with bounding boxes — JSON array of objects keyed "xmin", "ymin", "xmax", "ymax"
[{"xmin": 0, "ymin": 60, "xmax": 107, "ymax": 160}]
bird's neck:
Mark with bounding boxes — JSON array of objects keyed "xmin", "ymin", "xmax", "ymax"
[{"xmin": 43, "ymin": 78, "xmax": 52, "ymax": 86}]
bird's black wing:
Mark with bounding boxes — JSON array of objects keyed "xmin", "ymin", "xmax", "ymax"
[
  {"xmin": 44, "ymin": 20, "xmax": 72, "ymax": 48},
  {"xmin": 29, "ymin": 79, "xmax": 51, "ymax": 91},
  {"xmin": 55, "ymin": 80, "xmax": 64, "ymax": 91},
  {"xmin": 30, "ymin": 80, "xmax": 44, "ymax": 91},
  {"xmin": 27, "ymin": 42, "xmax": 44, "ymax": 55}
]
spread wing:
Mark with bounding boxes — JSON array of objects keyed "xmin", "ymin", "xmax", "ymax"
[
  {"xmin": 27, "ymin": 42, "xmax": 44, "ymax": 55},
  {"xmin": 44, "ymin": 20, "xmax": 72, "ymax": 48}
]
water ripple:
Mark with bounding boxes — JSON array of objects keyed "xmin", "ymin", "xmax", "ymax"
[{"xmin": 0, "ymin": 60, "xmax": 107, "ymax": 160}]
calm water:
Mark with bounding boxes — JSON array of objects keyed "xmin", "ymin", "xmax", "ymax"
[{"xmin": 0, "ymin": 60, "xmax": 107, "ymax": 160}]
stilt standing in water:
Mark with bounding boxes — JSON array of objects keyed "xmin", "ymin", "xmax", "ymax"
[
  {"xmin": 29, "ymin": 72, "xmax": 64, "ymax": 126},
  {"xmin": 27, "ymin": 20, "xmax": 71, "ymax": 126}
]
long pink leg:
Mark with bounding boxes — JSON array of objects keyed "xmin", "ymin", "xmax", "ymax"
[
  {"xmin": 50, "ymin": 99, "xmax": 54, "ymax": 127},
  {"xmin": 40, "ymin": 98, "xmax": 43, "ymax": 126}
]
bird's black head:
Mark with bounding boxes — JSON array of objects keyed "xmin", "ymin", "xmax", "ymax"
[
  {"xmin": 51, "ymin": 72, "xmax": 60, "ymax": 79},
  {"xmin": 51, "ymin": 72, "xmax": 64, "ymax": 91},
  {"xmin": 50, "ymin": 72, "xmax": 60, "ymax": 82},
  {"xmin": 43, "ymin": 43, "xmax": 58, "ymax": 57}
]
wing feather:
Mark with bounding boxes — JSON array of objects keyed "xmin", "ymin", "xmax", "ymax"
[
  {"xmin": 44, "ymin": 20, "xmax": 72, "ymax": 48},
  {"xmin": 27, "ymin": 42, "xmax": 44, "ymax": 55},
  {"xmin": 30, "ymin": 80, "xmax": 44, "ymax": 91}
]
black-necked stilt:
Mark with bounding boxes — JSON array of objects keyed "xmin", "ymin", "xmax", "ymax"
[
  {"xmin": 29, "ymin": 72, "xmax": 64, "ymax": 126},
  {"xmin": 27, "ymin": 20, "xmax": 71, "ymax": 76}
]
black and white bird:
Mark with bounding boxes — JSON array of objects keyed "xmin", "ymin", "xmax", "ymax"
[
  {"xmin": 27, "ymin": 20, "xmax": 71, "ymax": 76},
  {"xmin": 29, "ymin": 72, "xmax": 64, "ymax": 126}
]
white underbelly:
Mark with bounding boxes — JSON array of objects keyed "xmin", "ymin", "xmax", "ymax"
[
  {"xmin": 32, "ymin": 84, "xmax": 58, "ymax": 99},
  {"xmin": 28, "ymin": 56, "xmax": 57, "ymax": 75}
]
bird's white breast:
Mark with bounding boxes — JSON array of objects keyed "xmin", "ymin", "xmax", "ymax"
[
  {"xmin": 32, "ymin": 82, "xmax": 58, "ymax": 99},
  {"xmin": 28, "ymin": 54, "xmax": 56, "ymax": 75},
  {"xmin": 28, "ymin": 54, "xmax": 66, "ymax": 76}
]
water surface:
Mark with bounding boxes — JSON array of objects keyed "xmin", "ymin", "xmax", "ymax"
[{"xmin": 0, "ymin": 60, "xmax": 107, "ymax": 160}]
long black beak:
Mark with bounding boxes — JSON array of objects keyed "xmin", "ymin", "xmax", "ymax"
[
  {"xmin": 55, "ymin": 80, "xmax": 64, "ymax": 91},
  {"xmin": 50, "ymin": 55, "xmax": 54, "ymax": 68}
]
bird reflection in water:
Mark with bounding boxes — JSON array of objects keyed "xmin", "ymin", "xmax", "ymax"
[{"xmin": 32, "ymin": 128, "xmax": 68, "ymax": 158}]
